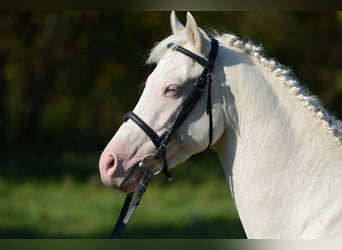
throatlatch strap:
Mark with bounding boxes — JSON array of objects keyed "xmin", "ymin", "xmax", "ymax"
[{"xmin": 206, "ymin": 73, "xmax": 213, "ymax": 149}]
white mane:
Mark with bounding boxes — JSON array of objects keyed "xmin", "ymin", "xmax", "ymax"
[{"xmin": 147, "ymin": 31, "xmax": 342, "ymax": 144}]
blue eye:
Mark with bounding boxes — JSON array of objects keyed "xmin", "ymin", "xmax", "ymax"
[
  {"xmin": 165, "ymin": 84, "xmax": 180, "ymax": 97},
  {"xmin": 168, "ymin": 86, "xmax": 178, "ymax": 92}
]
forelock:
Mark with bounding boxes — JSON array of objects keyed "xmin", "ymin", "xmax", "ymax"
[{"xmin": 146, "ymin": 30, "xmax": 188, "ymax": 65}]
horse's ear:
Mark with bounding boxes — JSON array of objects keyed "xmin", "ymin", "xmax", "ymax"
[
  {"xmin": 185, "ymin": 12, "xmax": 210, "ymax": 54},
  {"xmin": 170, "ymin": 11, "xmax": 184, "ymax": 34}
]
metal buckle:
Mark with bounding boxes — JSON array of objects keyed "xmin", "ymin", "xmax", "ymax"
[
  {"xmin": 137, "ymin": 154, "xmax": 163, "ymax": 176},
  {"xmin": 160, "ymin": 141, "xmax": 169, "ymax": 150}
]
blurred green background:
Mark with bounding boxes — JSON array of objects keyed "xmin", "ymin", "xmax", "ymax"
[{"xmin": 0, "ymin": 12, "xmax": 341, "ymax": 238}]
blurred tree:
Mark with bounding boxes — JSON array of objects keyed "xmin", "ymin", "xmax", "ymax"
[{"xmin": 0, "ymin": 12, "xmax": 340, "ymax": 151}]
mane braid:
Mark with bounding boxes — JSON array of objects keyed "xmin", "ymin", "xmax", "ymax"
[{"xmin": 216, "ymin": 33, "xmax": 342, "ymax": 144}]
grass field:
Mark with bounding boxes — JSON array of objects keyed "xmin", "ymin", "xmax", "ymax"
[{"xmin": 0, "ymin": 150, "xmax": 246, "ymax": 238}]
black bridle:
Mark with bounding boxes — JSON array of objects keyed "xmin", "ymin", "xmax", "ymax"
[{"xmin": 111, "ymin": 38, "xmax": 219, "ymax": 238}]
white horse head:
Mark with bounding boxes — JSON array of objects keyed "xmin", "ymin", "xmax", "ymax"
[
  {"xmin": 99, "ymin": 12, "xmax": 232, "ymax": 192},
  {"xmin": 100, "ymin": 12, "xmax": 342, "ymax": 238}
]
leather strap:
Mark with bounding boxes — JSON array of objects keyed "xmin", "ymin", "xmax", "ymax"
[
  {"xmin": 124, "ymin": 111, "xmax": 161, "ymax": 148},
  {"xmin": 111, "ymin": 171, "xmax": 153, "ymax": 238},
  {"xmin": 112, "ymin": 39, "xmax": 219, "ymax": 238}
]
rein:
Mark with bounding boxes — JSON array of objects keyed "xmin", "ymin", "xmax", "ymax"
[{"xmin": 111, "ymin": 38, "xmax": 218, "ymax": 238}]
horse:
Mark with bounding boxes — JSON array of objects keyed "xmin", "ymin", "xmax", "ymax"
[{"xmin": 99, "ymin": 12, "xmax": 342, "ymax": 238}]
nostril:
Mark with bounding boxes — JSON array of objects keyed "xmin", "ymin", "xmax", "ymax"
[
  {"xmin": 99, "ymin": 153, "xmax": 117, "ymax": 173},
  {"xmin": 99, "ymin": 152, "xmax": 120, "ymax": 186},
  {"xmin": 106, "ymin": 154, "xmax": 115, "ymax": 169}
]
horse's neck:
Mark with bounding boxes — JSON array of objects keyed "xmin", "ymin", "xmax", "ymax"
[{"xmin": 214, "ymin": 46, "xmax": 342, "ymax": 238}]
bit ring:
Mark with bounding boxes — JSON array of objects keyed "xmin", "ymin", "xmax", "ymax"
[{"xmin": 137, "ymin": 154, "xmax": 163, "ymax": 175}]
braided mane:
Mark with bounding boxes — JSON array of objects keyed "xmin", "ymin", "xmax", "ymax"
[{"xmin": 219, "ymin": 33, "xmax": 342, "ymax": 144}]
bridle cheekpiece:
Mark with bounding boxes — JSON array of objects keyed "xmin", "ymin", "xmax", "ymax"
[{"xmin": 111, "ymin": 38, "xmax": 219, "ymax": 238}]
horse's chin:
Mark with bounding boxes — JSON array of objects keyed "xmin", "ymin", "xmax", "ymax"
[
  {"xmin": 118, "ymin": 180, "xmax": 140, "ymax": 193},
  {"xmin": 118, "ymin": 169, "xmax": 145, "ymax": 193}
]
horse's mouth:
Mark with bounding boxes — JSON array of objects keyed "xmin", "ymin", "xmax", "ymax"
[
  {"xmin": 117, "ymin": 165, "xmax": 144, "ymax": 192},
  {"xmin": 117, "ymin": 158, "xmax": 162, "ymax": 192}
]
